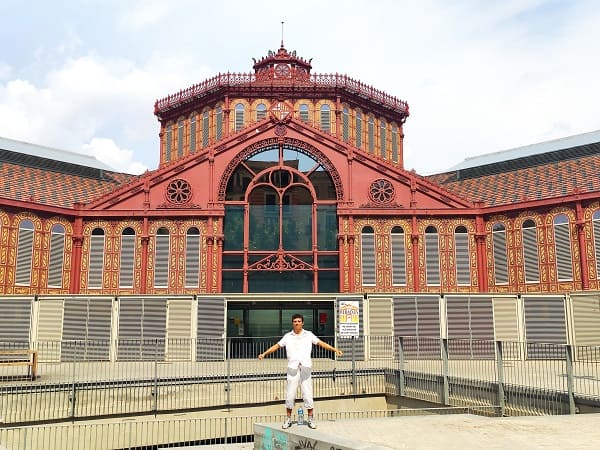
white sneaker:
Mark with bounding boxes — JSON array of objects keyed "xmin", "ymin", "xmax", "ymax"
[
  {"xmin": 282, "ymin": 417, "xmax": 292, "ymax": 429},
  {"xmin": 307, "ymin": 417, "xmax": 317, "ymax": 429}
]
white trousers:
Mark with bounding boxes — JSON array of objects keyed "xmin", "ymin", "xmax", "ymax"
[{"xmin": 285, "ymin": 365, "xmax": 314, "ymax": 410}]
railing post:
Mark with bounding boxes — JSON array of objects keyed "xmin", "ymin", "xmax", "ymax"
[
  {"xmin": 565, "ymin": 344, "xmax": 576, "ymax": 414},
  {"xmin": 495, "ymin": 340, "xmax": 505, "ymax": 417},
  {"xmin": 153, "ymin": 339, "xmax": 159, "ymax": 415},
  {"xmin": 69, "ymin": 341, "xmax": 77, "ymax": 421},
  {"xmin": 397, "ymin": 336, "xmax": 405, "ymax": 397},
  {"xmin": 351, "ymin": 336, "xmax": 357, "ymax": 396},
  {"xmin": 441, "ymin": 338, "xmax": 449, "ymax": 406},
  {"xmin": 226, "ymin": 338, "xmax": 231, "ymax": 410}
]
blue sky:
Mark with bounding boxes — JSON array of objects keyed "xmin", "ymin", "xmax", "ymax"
[{"xmin": 1, "ymin": 0, "xmax": 599, "ymax": 174}]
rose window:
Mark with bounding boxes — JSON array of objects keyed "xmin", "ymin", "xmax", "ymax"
[
  {"xmin": 369, "ymin": 179, "xmax": 395, "ymax": 204},
  {"xmin": 166, "ymin": 179, "xmax": 192, "ymax": 204}
]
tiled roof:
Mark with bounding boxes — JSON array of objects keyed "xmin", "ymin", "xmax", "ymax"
[
  {"xmin": 427, "ymin": 152, "xmax": 600, "ymax": 207},
  {"xmin": 448, "ymin": 130, "xmax": 600, "ymax": 171},
  {"xmin": 0, "ymin": 160, "xmax": 134, "ymax": 209}
]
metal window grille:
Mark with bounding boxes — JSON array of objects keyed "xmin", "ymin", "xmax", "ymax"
[
  {"xmin": 554, "ymin": 218, "xmax": 573, "ymax": 281},
  {"xmin": 594, "ymin": 213, "xmax": 600, "ymax": 278},
  {"xmin": 185, "ymin": 232, "xmax": 201, "ymax": 288},
  {"xmin": 492, "ymin": 226, "xmax": 508, "ymax": 284},
  {"xmin": 190, "ymin": 115, "xmax": 196, "ymax": 153},
  {"xmin": 361, "ymin": 231, "xmax": 376, "ymax": 286},
  {"xmin": 256, "ymin": 103, "xmax": 267, "ymax": 120},
  {"xmin": 391, "ymin": 125, "xmax": 398, "ymax": 162},
  {"xmin": 425, "ymin": 231, "xmax": 440, "ymax": 285},
  {"xmin": 119, "ymin": 234, "xmax": 135, "ymax": 288},
  {"xmin": 88, "ymin": 234, "xmax": 105, "ymax": 289},
  {"xmin": 391, "ymin": 230, "xmax": 406, "ymax": 286},
  {"xmin": 216, "ymin": 107, "xmax": 223, "ymax": 140},
  {"xmin": 154, "ymin": 234, "xmax": 170, "ymax": 288},
  {"xmin": 165, "ymin": 128, "xmax": 172, "ymax": 162},
  {"xmin": 15, "ymin": 224, "xmax": 34, "ymax": 285},
  {"xmin": 320, "ymin": 105, "xmax": 330, "ymax": 132},
  {"xmin": 522, "ymin": 224, "xmax": 540, "ymax": 283},
  {"xmin": 342, "ymin": 108, "xmax": 349, "ymax": 142},
  {"xmin": 368, "ymin": 117, "xmax": 374, "ymax": 153},
  {"xmin": 48, "ymin": 227, "xmax": 65, "ymax": 288},
  {"xmin": 356, "ymin": 113, "xmax": 362, "ymax": 148},
  {"xmin": 177, "ymin": 120, "xmax": 184, "ymax": 157},
  {"xmin": 235, "ymin": 104, "xmax": 244, "ymax": 131},
  {"xmin": 454, "ymin": 231, "xmax": 470, "ymax": 285},
  {"xmin": 202, "ymin": 112, "xmax": 210, "ymax": 147},
  {"xmin": 299, "ymin": 104, "xmax": 309, "ymax": 123},
  {"xmin": 380, "ymin": 121, "xmax": 386, "ymax": 159}
]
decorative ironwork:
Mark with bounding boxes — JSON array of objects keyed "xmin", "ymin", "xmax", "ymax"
[
  {"xmin": 369, "ymin": 179, "xmax": 395, "ymax": 204},
  {"xmin": 166, "ymin": 179, "xmax": 192, "ymax": 204},
  {"xmin": 274, "ymin": 124, "xmax": 287, "ymax": 136},
  {"xmin": 154, "ymin": 72, "xmax": 409, "ymax": 117},
  {"xmin": 248, "ymin": 252, "xmax": 313, "ymax": 271},
  {"xmin": 217, "ymin": 137, "xmax": 344, "ymax": 202}
]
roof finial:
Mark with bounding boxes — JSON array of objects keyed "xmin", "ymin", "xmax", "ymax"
[{"xmin": 280, "ymin": 21, "xmax": 284, "ymax": 48}]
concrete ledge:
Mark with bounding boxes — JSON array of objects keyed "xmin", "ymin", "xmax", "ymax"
[{"xmin": 253, "ymin": 423, "xmax": 394, "ymax": 450}]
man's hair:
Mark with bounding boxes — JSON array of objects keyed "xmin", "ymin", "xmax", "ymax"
[{"xmin": 291, "ymin": 313, "xmax": 304, "ymax": 322}]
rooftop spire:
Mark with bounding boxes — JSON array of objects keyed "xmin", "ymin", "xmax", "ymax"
[{"xmin": 280, "ymin": 21, "xmax": 284, "ymax": 48}]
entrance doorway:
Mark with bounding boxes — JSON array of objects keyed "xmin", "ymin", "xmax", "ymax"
[{"xmin": 226, "ymin": 301, "xmax": 335, "ymax": 357}]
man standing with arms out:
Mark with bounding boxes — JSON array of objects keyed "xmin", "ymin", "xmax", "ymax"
[{"xmin": 258, "ymin": 313, "xmax": 343, "ymax": 430}]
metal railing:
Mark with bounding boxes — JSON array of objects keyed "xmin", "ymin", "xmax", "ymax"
[
  {"xmin": 1, "ymin": 336, "xmax": 599, "ymax": 425},
  {"xmin": 0, "ymin": 407, "xmax": 496, "ymax": 450}
]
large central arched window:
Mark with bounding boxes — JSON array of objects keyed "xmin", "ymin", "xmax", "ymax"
[{"xmin": 223, "ymin": 144, "xmax": 338, "ymax": 293}]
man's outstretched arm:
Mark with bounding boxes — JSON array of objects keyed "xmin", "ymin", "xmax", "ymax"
[
  {"xmin": 317, "ymin": 340, "xmax": 343, "ymax": 356},
  {"xmin": 258, "ymin": 343, "xmax": 281, "ymax": 360}
]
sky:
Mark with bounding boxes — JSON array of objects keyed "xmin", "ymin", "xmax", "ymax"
[{"xmin": 1, "ymin": 0, "xmax": 599, "ymax": 175}]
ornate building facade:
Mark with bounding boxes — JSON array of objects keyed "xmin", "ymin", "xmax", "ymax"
[{"xmin": 2, "ymin": 44, "xmax": 600, "ymax": 339}]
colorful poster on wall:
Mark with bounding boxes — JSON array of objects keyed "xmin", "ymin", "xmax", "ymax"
[{"xmin": 338, "ymin": 300, "xmax": 360, "ymax": 336}]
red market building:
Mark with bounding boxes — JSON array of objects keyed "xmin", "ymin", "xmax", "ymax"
[{"xmin": 2, "ymin": 44, "xmax": 600, "ymax": 339}]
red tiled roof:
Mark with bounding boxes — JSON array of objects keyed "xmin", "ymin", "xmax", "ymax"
[
  {"xmin": 0, "ymin": 162, "xmax": 135, "ymax": 209},
  {"xmin": 427, "ymin": 153, "xmax": 600, "ymax": 207}
]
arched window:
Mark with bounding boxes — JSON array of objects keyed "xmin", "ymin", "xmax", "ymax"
[
  {"xmin": 368, "ymin": 116, "xmax": 375, "ymax": 153},
  {"xmin": 177, "ymin": 119, "xmax": 184, "ymax": 157},
  {"xmin": 355, "ymin": 111, "xmax": 362, "ymax": 148},
  {"xmin": 119, "ymin": 227, "xmax": 136, "ymax": 288},
  {"xmin": 425, "ymin": 226, "xmax": 440, "ymax": 285},
  {"xmin": 342, "ymin": 107, "xmax": 349, "ymax": 142},
  {"xmin": 391, "ymin": 124, "xmax": 399, "ymax": 163},
  {"xmin": 202, "ymin": 110, "xmax": 210, "ymax": 147},
  {"xmin": 454, "ymin": 226, "xmax": 470, "ymax": 285},
  {"xmin": 593, "ymin": 210, "xmax": 600, "ymax": 278},
  {"xmin": 299, "ymin": 104, "xmax": 309, "ymax": 123},
  {"xmin": 554, "ymin": 214, "xmax": 573, "ymax": 281},
  {"xmin": 185, "ymin": 227, "xmax": 201, "ymax": 288},
  {"xmin": 235, "ymin": 103, "xmax": 245, "ymax": 131},
  {"xmin": 223, "ymin": 145, "xmax": 339, "ymax": 293},
  {"xmin": 165, "ymin": 125, "xmax": 172, "ymax": 163},
  {"xmin": 48, "ymin": 224, "xmax": 65, "ymax": 288},
  {"xmin": 88, "ymin": 227, "xmax": 105, "ymax": 289},
  {"xmin": 15, "ymin": 219, "xmax": 34, "ymax": 286},
  {"xmin": 522, "ymin": 219, "xmax": 539, "ymax": 283},
  {"xmin": 391, "ymin": 226, "xmax": 406, "ymax": 286},
  {"xmin": 361, "ymin": 226, "xmax": 376, "ymax": 286},
  {"xmin": 190, "ymin": 114, "xmax": 197, "ymax": 153},
  {"xmin": 320, "ymin": 104, "xmax": 331, "ymax": 132},
  {"xmin": 380, "ymin": 120, "xmax": 387, "ymax": 159},
  {"xmin": 215, "ymin": 106, "xmax": 223, "ymax": 140},
  {"xmin": 492, "ymin": 223, "xmax": 508, "ymax": 284},
  {"xmin": 256, "ymin": 103, "xmax": 267, "ymax": 121},
  {"xmin": 154, "ymin": 227, "xmax": 170, "ymax": 288}
]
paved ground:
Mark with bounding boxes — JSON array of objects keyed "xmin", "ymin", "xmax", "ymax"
[{"xmin": 203, "ymin": 413, "xmax": 600, "ymax": 450}]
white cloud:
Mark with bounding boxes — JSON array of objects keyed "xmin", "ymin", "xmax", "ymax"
[{"xmin": 83, "ymin": 137, "xmax": 147, "ymax": 174}]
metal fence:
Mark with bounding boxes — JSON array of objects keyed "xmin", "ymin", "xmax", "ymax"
[
  {"xmin": 1, "ymin": 336, "xmax": 599, "ymax": 426},
  {"xmin": 0, "ymin": 406, "xmax": 499, "ymax": 450}
]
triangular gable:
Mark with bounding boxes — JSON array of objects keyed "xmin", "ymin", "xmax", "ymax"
[{"xmin": 85, "ymin": 116, "xmax": 472, "ymax": 212}]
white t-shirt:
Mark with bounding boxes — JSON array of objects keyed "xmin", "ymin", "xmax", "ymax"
[{"xmin": 278, "ymin": 329, "xmax": 320, "ymax": 369}]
